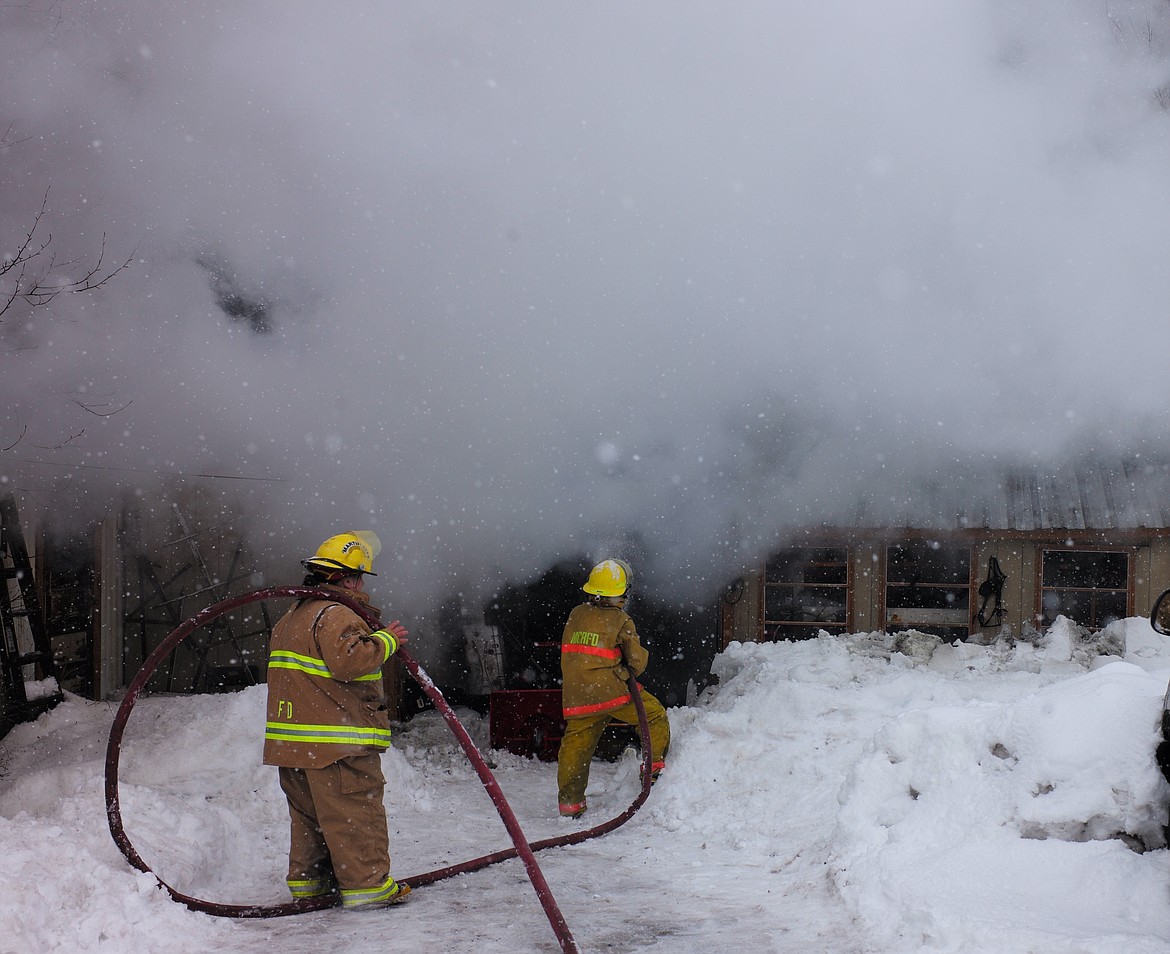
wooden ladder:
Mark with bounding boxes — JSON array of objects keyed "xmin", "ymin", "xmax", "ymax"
[{"xmin": 0, "ymin": 495, "xmax": 63, "ymax": 736}]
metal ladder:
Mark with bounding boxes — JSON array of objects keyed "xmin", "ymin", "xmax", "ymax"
[{"xmin": 0, "ymin": 495, "xmax": 63, "ymax": 735}]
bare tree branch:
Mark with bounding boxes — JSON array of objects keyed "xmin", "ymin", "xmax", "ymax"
[
  {"xmin": 2, "ymin": 181, "xmax": 135, "ymax": 454},
  {"xmin": 1, "ymin": 189, "xmax": 53, "ymax": 277},
  {"xmin": 1, "ymin": 187, "xmax": 134, "ymax": 320},
  {"xmin": 0, "ymin": 121, "xmax": 32, "ymax": 150},
  {"xmin": 72, "ymin": 398, "xmax": 133, "ymax": 417},
  {"xmin": 1, "ymin": 425, "xmax": 27, "ymax": 452},
  {"xmin": 30, "ymin": 428, "xmax": 85, "ymax": 450}
]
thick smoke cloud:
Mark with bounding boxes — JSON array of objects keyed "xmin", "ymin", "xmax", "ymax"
[{"xmin": 2, "ymin": 2, "xmax": 1169, "ymax": 609}]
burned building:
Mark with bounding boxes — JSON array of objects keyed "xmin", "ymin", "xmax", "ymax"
[{"xmin": 720, "ymin": 456, "xmax": 1170, "ymax": 647}]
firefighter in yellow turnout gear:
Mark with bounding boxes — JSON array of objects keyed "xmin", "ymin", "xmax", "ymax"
[
  {"xmin": 263, "ymin": 531, "xmax": 412, "ymax": 909},
  {"xmin": 556, "ymin": 559, "xmax": 670, "ymax": 817}
]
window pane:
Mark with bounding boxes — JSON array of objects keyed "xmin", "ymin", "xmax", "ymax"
[
  {"xmin": 764, "ymin": 623, "xmax": 844, "ymax": 642},
  {"xmin": 1042, "ymin": 550, "xmax": 1128, "ymax": 589},
  {"xmin": 1095, "ymin": 591, "xmax": 1128, "ymax": 628},
  {"xmin": 887, "ymin": 585, "xmax": 969, "ymax": 612},
  {"xmin": 1043, "ymin": 588, "xmax": 1130, "ymax": 629},
  {"xmin": 804, "ymin": 563, "xmax": 848, "ymax": 585},
  {"xmin": 1042, "ymin": 589, "xmax": 1077, "ymax": 625},
  {"xmin": 765, "ymin": 585, "xmax": 847, "ymax": 623},
  {"xmin": 886, "ymin": 543, "xmax": 969, "ymax": 585},
  {"xmin": 765, "ymin": 547, "xmax": 847, "ymax": 584},
  {"xmin": 765, "ymin": 589, "xmax": 801, "ymax": 620}
]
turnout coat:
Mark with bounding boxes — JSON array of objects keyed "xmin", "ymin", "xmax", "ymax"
[
  {"xmin": 263, "ymin": 589, "xmax": 398, "ymax": 770},
  {"xmin": 559, "ymin": 600, "xmax": 649, "ymax": 719}
]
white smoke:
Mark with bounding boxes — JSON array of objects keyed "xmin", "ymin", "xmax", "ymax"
[{"xmin": 2, "ymin": 1, "xmax": 1169, "ymax": 608}]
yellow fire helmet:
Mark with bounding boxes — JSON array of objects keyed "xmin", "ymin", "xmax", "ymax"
[
  {"xmin": 302, "ymin": 530, "xmax": 382, "ymax": 577},
  {"xmin": 582, "ymin": 558, "xmax": 632, "ymax": 597}
]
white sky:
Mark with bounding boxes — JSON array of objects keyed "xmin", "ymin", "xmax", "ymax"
[{"xmin": 2, "ymin": 2, "xmax": 1169, "ymax": 606}]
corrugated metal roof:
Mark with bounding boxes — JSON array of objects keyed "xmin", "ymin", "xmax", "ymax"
[{"xmin": 854, "ymin": 456, "xmax": 1170, "ymax": 532}]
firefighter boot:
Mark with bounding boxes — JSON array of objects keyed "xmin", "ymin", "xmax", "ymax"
[{"xmin": 346, "ymin": 879, "xmax": 411, "ymax": 910}]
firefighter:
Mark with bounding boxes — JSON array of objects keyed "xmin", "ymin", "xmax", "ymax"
[
  {"xmin": 556, "ymin": 558, "xmax": 670, "ymax": 818},
  {"xmin": 263, "ymin": 530, "xmax": 412, "ymax": 909}
]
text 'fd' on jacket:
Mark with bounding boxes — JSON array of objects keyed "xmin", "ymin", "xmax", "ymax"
[
  {"xmin": 560, "ymin": 600, "xmax": 649, "ymax": 719},
  {"xmin": 263, "ymin": 593, "xmax": 397, "ymax": 770}
]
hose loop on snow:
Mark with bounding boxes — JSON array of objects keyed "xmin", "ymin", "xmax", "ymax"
[{"xmin": 106, "ymin": 586, "xmax": 653, "ymax": 951}]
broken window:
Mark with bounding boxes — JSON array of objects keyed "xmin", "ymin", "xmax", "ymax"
[
  {"xmin": 1040, "ymin": 549, "xmax": 1129, "ymax": 630},
  {"xmin": 762, "ymin": 547, "xmax": 849, "ymax": 641},
  {"xmin": 884, "ymin": 541, "xmax": 971, "ymax": 641}
]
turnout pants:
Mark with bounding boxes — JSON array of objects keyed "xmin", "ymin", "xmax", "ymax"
[
  {"xmin": 278, "ymin": 753, "xmax": 394, "ymax": 905},
  {"xmin": 557, "ymin": 691, "xmax": 670, "ymax": 807}
]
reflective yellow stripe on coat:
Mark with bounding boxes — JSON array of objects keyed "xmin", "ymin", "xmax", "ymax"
[
  {"xmin": 265, "ymin": 647, "xmax": 390, "ymax": 749},
  {"xmin": 264, "ymin": 720, "xmax": 392, "ymax": 749},
  {"xmin": 268, "ymin": 649, "xmax": 384, "ymax": 682}
]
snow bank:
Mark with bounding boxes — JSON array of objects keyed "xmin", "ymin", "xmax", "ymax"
[{"xmin": 3, "ymin": 620, "xmax": 1170, "ymax": 952}]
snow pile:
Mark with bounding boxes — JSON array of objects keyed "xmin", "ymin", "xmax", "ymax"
[{"xmin": 3, "ymin": 620, "xmax": 1170, "ymax": 952}]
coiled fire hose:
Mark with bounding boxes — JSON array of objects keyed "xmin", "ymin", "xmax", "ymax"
[{"xmin": 105, "ymin": 586, "xmax": 654, "ymax": 954}]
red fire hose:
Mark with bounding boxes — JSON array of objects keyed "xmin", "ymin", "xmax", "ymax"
[{"xmin": 105, "ymin": 586, "xmax": 654, "ymax": 953}]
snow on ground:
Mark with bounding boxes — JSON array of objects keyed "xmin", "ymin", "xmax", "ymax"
[{"xmin": 3, "ymin": 616, "xmax": 1170, "ymax": 953}]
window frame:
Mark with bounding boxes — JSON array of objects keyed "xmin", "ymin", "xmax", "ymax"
[
  {"xmin": 759, "ymin": 546, "xmax": 852, "ymax": 641},
  {"xmin": 882, "ymin": 540, "xmax": 973, "ymax": 641},
  {"xmin": 1037, "ymin": 546, "xmax": 1132, "ymax": 631}
]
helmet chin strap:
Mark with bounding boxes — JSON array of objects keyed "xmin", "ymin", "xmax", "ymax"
[
  {"xmin": 302, "ymin": 565, "xmax": 362, "ymax": 586},
  {"xmin": 591, "ymin": 593, "xmax": 627, "ymax": 607}
]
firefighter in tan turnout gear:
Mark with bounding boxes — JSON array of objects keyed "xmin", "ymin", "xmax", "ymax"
[
  {"xmin": 263, "ymin": 530, "xmax": 411, "ymax": 909},
  {"xmin": 556, "ymin": 559, "xmax": 670, "ymax": 818}
]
